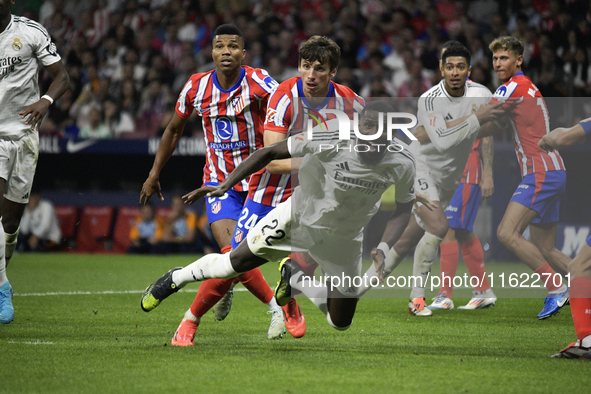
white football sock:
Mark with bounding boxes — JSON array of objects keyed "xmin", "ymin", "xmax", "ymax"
[
  {"xmin": 549, "ymin": 284, "xmax": 567, "ymax": 295},
  {"xmin": 267, "ymin": 297, "xmax": 280, "ymax": 311},
  {"xmin": 182, "ymin": 308, "xmax": 201, "ymax": 324},
  {"xmin": 172, "ymin": 253, "xmax": 239, "ymax": 286},
  {"xmin": 409, "ymin": 232, "xmax": 442, "ymax": 299},
  {"xmin": 0, "ymin": 228, "xmax": 6, "ymax": 286},
  {"xmin": 290, "ymin": 270, "xmax": 328, "ymax": 315},
  {"xmin": 5, "ymin": 229, "xmax": 18, "ymax": 266}
]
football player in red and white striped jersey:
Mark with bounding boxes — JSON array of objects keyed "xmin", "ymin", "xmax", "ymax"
[
  {"xmin": 230, "ymin": 36, "xmax": 364, "ymax": 337},
  {"xmin": 140, "ymin": 24, "xmax": 286, "ymax": 345},
  {"xmin": 489, "ymin": 36, "xmax": 570, "ymax": 319}
]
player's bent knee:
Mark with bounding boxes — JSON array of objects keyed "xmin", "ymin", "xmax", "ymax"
[
  {"xmin": 230, "ymin": 242, "xmax": 265, "ymax": 273},
  {"xmin": 326, "ymin": 312, "xmax": 352, "ymax": 331}
]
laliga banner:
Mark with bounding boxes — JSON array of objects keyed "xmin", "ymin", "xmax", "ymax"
[{"xmin": 38, "ymin": 136, "xmax": 207, "ymax": 156}]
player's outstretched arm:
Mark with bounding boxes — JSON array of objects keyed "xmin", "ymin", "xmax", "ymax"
[
  {"xmin": 419, "ymin": 102, "xmax": 505, "ymax": 151},
  {"xmin": 539, "ymin": 123, "xmax": 587, "ymax": 151},
  {"xmin": 371, "ymin": 200, "xmax": 414, "ymax": 281},
  {"xmin": 480, "ymin": 136, "xmax": 494, "ymax": 199},
  {"xmin": 19, "ymin": 60, "xmax": 70, "ymax": 131},
  {"xmin": 183, "ymin": 138, "xmax": 291, "ymax": 204},
  {"xmin": 140, "ymin": 113, "xmax": 189, "ymax": 205}
]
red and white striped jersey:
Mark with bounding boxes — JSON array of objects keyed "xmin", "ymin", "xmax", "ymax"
[
  {"xmin": 248, "ymin": 77, "xmax": 365, "ymax": 206},
  {"xmin": 462, "ymin": 139, "xmax": 481, "ymax": 185},
  {"xmin": 493, "ymin": 72, "xmax": 565, "ymax": 177},
  {"xmin": 175, "ymin": 66, "xmax": 278, "ymax": 191}
]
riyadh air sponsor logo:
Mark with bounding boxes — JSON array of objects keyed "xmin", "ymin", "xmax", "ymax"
[
  {"xmin": 66, "ymin": 139, "xmax": 98, "ymax": 153},
  {"xmin": 209, "ymin": 140, "xmax": 247, "ymax": 150}
]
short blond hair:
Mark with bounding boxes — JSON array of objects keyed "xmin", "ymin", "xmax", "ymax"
[{"xmin": 489, "ymin": 36, "xmax": 524, "ymax": 56}]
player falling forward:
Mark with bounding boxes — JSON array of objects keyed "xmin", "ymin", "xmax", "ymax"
[
  {"xmin": 429, "ymin": 42, "xmax": 496, "ymax": 311},
  {"xmin": 374, "ymin": 42, "xmax": 503, "ymax": 316},
  {"xmin": 488, "ymin": 36, "xmax": 570, "ymax": 319},
  {"xmin": 141, "ymin": 101, "xmax": 427, "ymax": 331},
  {"xmin": 539, "ymin": 118, "xmax": 591, "ymax": 359},
  {"xmin": 140, "ymin": 24, "xmax": 289, "ymax": 344},
  {"xmin": 236, "ymin": 35, "xmax": 365, "ymax": 338},
  {"xmin": 0, "ymin": 0, "xmax": 70, "ymax": 324}
]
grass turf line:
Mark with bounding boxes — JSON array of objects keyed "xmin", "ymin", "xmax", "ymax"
[{"xmin": 1, "ymin": 253, "xmax": 589, "ymax": 393}]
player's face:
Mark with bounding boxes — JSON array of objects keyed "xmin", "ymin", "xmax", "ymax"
[
  {"xmin": 298, "ymin": 59, "xmax": 336, "ymax": 98},
  {"xmin": 357, "ymin": 109, "xmax": 388, "ymax": 164},
  {"xmin": 492, "ymin": 50, "xmax": 523, "ymax": 83},
  {"xmin": 440, "ymin": 56, "xmax": 470, "ymax": 96},
  {"xmin": 212, "ymin": 35, "xmax": 245, "ymax": 73},
  {"xmin": 0, "ymin": 0, "xmax": 14, "ymax": 21}
]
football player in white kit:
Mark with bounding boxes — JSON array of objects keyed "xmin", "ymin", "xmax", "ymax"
[
  {"xmin": 0, "ymin": 0, "xmax": 70, "ymax": 324},
  {"xmin": 374, "ymin": 42, "xmax": 504, "ymax": 316},
  {"xmin": 141, "ymin": 101, "xmax": 426, "ymax": 330}
]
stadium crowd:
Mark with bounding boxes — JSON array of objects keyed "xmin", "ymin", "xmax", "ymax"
[{"xmin": 15, "ymin": 0, "xmax": 590, "ymax": 140}]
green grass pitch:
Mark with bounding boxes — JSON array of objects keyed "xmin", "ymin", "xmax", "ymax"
[{"xmin": 1, "ymin": 253, "xmax": 590, "ymax": 393}]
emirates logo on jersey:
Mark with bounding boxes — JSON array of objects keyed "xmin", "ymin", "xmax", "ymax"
[{"xmin": 12, "ymin": 38, "xmax": 22, "ymax": 51}]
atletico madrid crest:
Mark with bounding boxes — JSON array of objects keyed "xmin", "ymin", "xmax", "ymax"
[
  {"xmin": 234, "ymin": 229, "xmax": 244, "ymax": 244},
  {"xmin": 211, "ymin": 201, "xmax": 221, "ymax": 214}
]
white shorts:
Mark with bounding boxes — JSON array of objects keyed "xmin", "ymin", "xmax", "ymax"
[
  {"xmin": 0, "ymin": 132, "xmax": 39, "ymax": 204},
  {"xmin": 413, "ymin": 159, "xmax": 455, "ymax": 230},
  {"xmin": 247, "ymin": 196, "xmax": 364, "ymax": 296}
]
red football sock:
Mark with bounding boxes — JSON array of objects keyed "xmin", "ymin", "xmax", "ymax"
[
  {"xmin": 292, "ymin": 252, "xmax": 318, "ymax": 277},
  {"xmin": 189, "ymin": 244, "xmax": 235, "ymax": 317},
  {"xmin": 189, "ymin": 278, "xmax": 235, "ymax": 318},
  {"xmin": 570, "ymin": 277, "xmax": 591, "ymax": 342},
  {"xmin": 460, "ymin": 237, "xmax": 490, "ymax": 292},
  {"xmin": 238, "ymin": 268, "xmax": 274, "ymax": 304},
  {"xmin": 534, "ymin": 262, "xmax": 562, "ymax": 292},
  {"xmin": 439, "ymin": 241, "xmax": 459, "ymax": 298}
]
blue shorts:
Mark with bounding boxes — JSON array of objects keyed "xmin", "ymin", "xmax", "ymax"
[
  {"xmin": 204, "ymin": 182, "xmax": 248, "ymax": 224},
  {"xmin": 445, "ymin": 183, "xmax": 482, "ymax": 232},
  {"xmin": 231, "ymin": 198, "xmax": 275, "ymax": 249},
  {"xmin": 587, "ymin": 235, "xmax": 591, "ymax": 248},
  {"xmin": 510, "ymin": 170, "xmax": 566, "ymax": 224}
]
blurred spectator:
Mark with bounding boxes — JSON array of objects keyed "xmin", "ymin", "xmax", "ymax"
[
  {"xmin": 104, "ymin": 98, "xmax": 135, "ymax": 138},
  {"xmin": 267, "ymin": 56, "xmax": 298, "ymax": 84},
  {"xmin": 78, "ymin": 105, "xmax": 112, "ymax": 139},
  {"xmin": 397, "ymin": 59, "xmax": 432, "ymax": 98},
  {"xmin": 158, "ymin": 196, "xmax": 201, "ymax": 254},
  {"xmin": 128, "ymin": 204, "xmax": 163, "ymax": 254},
  {"xmin": 531, "ymin": 46, "xmax": 566, "ymax": 97},
  {"xmin": 18, "ymin": 0, "xmax": 590, "ymax": 138},
  {"xmin": 17, "ymin": 190, "xmax": 61, "ymax": 252}
]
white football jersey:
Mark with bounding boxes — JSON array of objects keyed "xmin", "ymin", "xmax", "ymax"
[
  {"xmin": 0, "ymin": 15, "xmax": 61, "ymax": 138},
  {"xmin": 287, "ymin": 123, "xmax": 416, "ymax": 237},
  {"xmin": 410, "ymin": 79, "xmax": 492, "ymax": 189}
]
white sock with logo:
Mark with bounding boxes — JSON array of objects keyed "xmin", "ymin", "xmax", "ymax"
[
  {"xmin": 4, "ymin": 229, "xmax": 18, "ymax": 266},
  {"xmin": 0, "ymin": 228, "xmax": 6, "ymax": 286},
  {"xmin": 290, "ymin": 270, "xmax": 328, "ymax": 315},
  {"xmin": 409, "ymin": 232, "xmax": 442, "ymax": 299},
  {"xmin": 172, "ymin": 253, "xmax": 239, "ymax": 286}
]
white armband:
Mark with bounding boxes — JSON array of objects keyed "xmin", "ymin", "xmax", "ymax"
[
  {"xmin": 376, "ymin": 242, "xmax": 394, "ymax": 268},
  {"xmin": 41, "ymin": 95, "xmax": 54, "ymax": 105}
]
